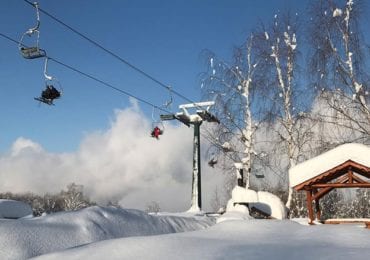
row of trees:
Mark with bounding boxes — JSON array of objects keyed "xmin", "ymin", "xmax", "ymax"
[
  {"xmin": 201, "ymin": 0, "xmax": 369, "ymax": 215},
  {"xmin": 0, "ymin": 183, "xmax": 94, "ymax": 216}
]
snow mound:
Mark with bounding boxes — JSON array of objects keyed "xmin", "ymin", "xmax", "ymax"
[
  {"xmin": 250, "ymin": 191, "xmax": 287, "ymax": 220},
  {"xmin": 0, "ymin": 206, "xmax": 213, "ymax": 260},
  {"xmin": 0, "ymin": 199, "xmax": 32, "ymax": 219},
  {"xmin": 289, "ymin": 143, "xmax": 370, "ymax": 187},
  {"xmin": 231, "ymin": 186, "xmax": 258, "ymax": 203},
  {"xmin": 32, "ymin": 220, "xmax": 370, "ymax": 260},
  {"xmin": 225, "ymin": 187, "xmax": 287, "ymax": 220}
]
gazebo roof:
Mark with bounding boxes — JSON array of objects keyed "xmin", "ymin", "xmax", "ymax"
[{"xmin": 289, "ymin": 143, "xmax": 370, "ymax": 188}]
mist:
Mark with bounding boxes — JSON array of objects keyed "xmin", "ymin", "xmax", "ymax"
[{"xmin": 0, "ymin": 101, "xmax": 225, "ymax": 212}]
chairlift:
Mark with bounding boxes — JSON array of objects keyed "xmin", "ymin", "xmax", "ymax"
[
  {"xmin": 150, "ymin": 107, "xmax": 164, "ymax": 139},
  {"xmin": 255, "ymin": 172, "xmax": 265, "ymax": 179},
  {"xmin": 34, "ymin": 57, "xmax": 62, "ymax": 105},
  {"xmin": 18, "ymin": 2, "xmax": 46, "ymax": 59},
  {"xmin": 208, "ymin": 157, "xmax": 218, "ymax": 168},
  {"xmin": 150, "ymin": 89, "xmax": 175, "ymax": 138}
]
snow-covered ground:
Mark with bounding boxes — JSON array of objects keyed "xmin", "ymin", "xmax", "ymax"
[
  {"xmin": 1, "ymin": 205, "xmax": 369, "ymax": 260},
  {"xmin": 0, "ymin": 206, "xmax": 213, "ymax": 260}
]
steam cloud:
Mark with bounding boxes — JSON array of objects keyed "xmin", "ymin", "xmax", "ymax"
[{"xmin": 0, "ymin": 101, "xmax": 224, "ymax": 212}]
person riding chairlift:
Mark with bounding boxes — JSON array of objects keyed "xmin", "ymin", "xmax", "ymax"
[
  {"xmin": 42, "ymin": 85, "xmax": 60, "ymax": 101},
  {"xmin": 151, "ymin": 126, "xmax": 162, "ymax": 139}
]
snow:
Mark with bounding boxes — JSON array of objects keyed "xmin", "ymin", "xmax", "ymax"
[
  {"xmin": 354, "ymin": 82, "xmax": 362, "ymax": 94},
  {"xmin": 0, "ymin": 206, "xmax": 213, "ymax": 260},
  {"xmin": 333, "ymin": 8, "xmax": 343, "ymax": 17},
  {"xmin": 221, "ymin": 141, "xmax": 232, "ymax": 151},
  {"xmin": 225, "ymin": 186, "xmax": 287, "ymax": 220},
  {"xmin": 33, "ymin": 219, "xmax": 370, "ymax": 260},
  {"xmin": 0, "ymin": 204, "xmax": 369, "ymax": 259},
  {"xmin": 0, "ymin": 199, "xmax": 32, "ymax": 219},
  {"xmin": 289, "ymin": 143, "xmax": 370, "ymax": 187}
]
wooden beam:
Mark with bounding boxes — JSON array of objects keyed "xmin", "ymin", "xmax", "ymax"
[
  {"xmin": 312, "ymin": 186, "xmax": 333, "ymax": 201},
  {"xmin": 351, "ymin": 174, "xmax": 368, "ymax": 184},
  {"xmin": 312, "ymin": 174, "xmax": 349, "ymax": 201},
  {"xmin": 312, "ymin": 183, "xmax": 370, "ymax": 188}
]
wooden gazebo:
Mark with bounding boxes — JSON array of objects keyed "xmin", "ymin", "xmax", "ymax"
[{"xmin": 289, "ymin": 143, "xmax": 370, "ymax": 224}]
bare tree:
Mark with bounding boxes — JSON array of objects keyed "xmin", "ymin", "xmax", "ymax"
[
  {"xmin": 307, "ymin": 0, "xmax": 370, "ymax": 136},
  {"xmin": 253, "ymin": 11, "xmax": 302, "ymax": 209},
  {"xmin": 201, "ymin": 34, "xmax": 263, "ymax": 189},
  {"xmin": 145, "ymin": 201, "xmax": 161, "ymax": 214},
  {"xmin": 60, "ymin": 183, "xmax": 91, "ymax": 211}
]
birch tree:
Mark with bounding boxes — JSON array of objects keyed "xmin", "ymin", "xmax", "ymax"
[
  {"xmin": 254, "ymin": 12, "xmax": 301, "ymax": 209},
  {"xmin": 201, "ymin": 35, "xmax": 263, "ymax": 189},
  {"xmin": 307, "ymin": 0, "xmax": 370, "ymax": 136}
]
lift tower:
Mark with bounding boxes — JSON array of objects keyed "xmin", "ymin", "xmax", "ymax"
[{"xmin": 161, "ymin": 101, "xmax": 219, "ymax": 212}]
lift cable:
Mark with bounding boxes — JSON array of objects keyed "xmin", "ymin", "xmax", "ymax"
[
  {"xmin": 1, "ymin": 32, "xmax": 275, "ymax": 178},
  {"xmin": 0, "ymin": 32, "xmax": 172, "ymax": 114},
  {"xmin": 22, "ymin": 0, "xmax": 198, "ymax": 107}
]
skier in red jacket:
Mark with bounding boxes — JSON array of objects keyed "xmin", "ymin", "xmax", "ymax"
[{"xmin": 151, "ymin": 126, "xmax": 162, "ymax": 139}]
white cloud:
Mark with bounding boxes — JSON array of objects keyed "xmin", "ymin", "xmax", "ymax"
[{"xmin": 0, "ymin": 104, "xmax": 225, "ymax": 212}]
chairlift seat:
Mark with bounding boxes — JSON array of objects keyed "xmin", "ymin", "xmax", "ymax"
[
  {"xmin": 255, "ymin": 173, "xmax": 265, "ymax": 178},
  {"xmin": 34, "ymin": 97, "xmax": 54, "ymax": 105},
  {"xmin": 20, "ymin": 47, "xmax": 46, "ymax": 59},
  {"xmin": 160, "ymin": 114, "xmax": 176, "ymax": 121}
]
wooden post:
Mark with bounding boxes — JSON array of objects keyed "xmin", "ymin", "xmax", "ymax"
[
  {"xmin": 348, "ymin": 167, "xmax": 353, "ymax": 184},
  {"xmin": 306, "ymin": 189, "xmax": 314, "ymax": 224},
  {"xmin": 315, "ymin": 198, "xmax": 321, "ymax": 221}
]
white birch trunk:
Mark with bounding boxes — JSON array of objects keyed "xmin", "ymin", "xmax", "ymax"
[
  {"xmin": 271, "ymin": 31, "xmax": 296, "ymax": 209},
  {"xmin": 240, "ymin": 38, "xmax": 254, "ymax": 188}
]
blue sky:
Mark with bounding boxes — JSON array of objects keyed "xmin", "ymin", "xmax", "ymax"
[
  {"xmin": 2, "ymin": 0, "xmax": 370, "ymax": 211},
  {"xmin": 0, "ymin": 0, "xmax": 322, "ymax": 153}
]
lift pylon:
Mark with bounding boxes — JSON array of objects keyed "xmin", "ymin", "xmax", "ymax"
[{"xmin": 161, "ymin": 101, "xmax": 219, "ymax": 212}]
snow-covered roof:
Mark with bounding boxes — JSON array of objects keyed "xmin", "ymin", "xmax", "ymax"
[{"xmin": 289, "ymin": 143, "xmax": 370, "ymax": 188}]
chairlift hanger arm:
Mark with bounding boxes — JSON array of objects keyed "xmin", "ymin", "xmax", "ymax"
[
  {"xmin": 28, "ymin": 2, "xmax": 41, "ymax": 33},
  {"xmin": 44, "ymin": 57, "xmax": 54, "ymax": 81},
  {"xmin": 179, "ymin": 101, "xmax": 215, "ymax": 110}
]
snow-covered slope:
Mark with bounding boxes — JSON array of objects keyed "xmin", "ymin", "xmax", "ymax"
[
  {"xmin": 33, "ymin": 220, "xmax": 370, "ymax": 260},
  {"xmin": 0, "ymin": 206, "xmax": 213, "ymax": 260}
]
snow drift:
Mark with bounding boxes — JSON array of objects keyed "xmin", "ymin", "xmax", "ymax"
[
  {"xmin": 0, "ymin": 206, "xmax": 213, "ymax": 260},
  {"xmin": 33, "ymin": 219, "xmax": 370, "ymax": 260},
  {"xmin": 0, "ymin": 199, "xmax": 32, "ymax": 219}
]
